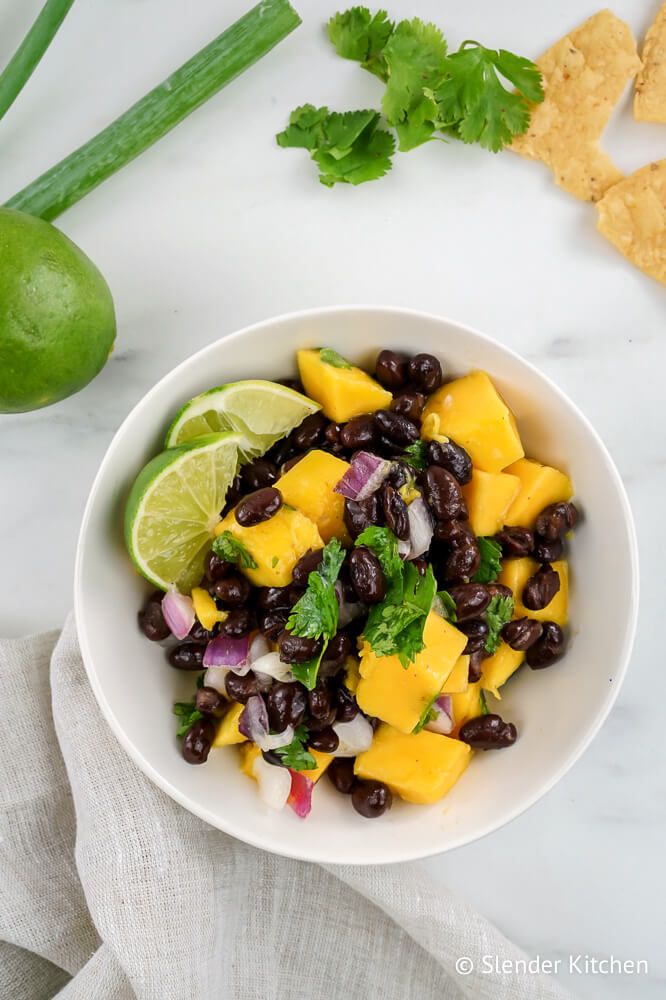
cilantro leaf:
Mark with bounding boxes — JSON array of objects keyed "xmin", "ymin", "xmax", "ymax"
[
  {"xmin": 320, "ymin": 347, "xmax": 352, "ymax": 369},
  {"xmin": 355, "ymin": 525, "xmax": 403, "ymax": 602},
  {"xmin": 402, "ymin": 439, "xmax": 428, "ymax": 470},
  {"xmin": 472, "ymin": 537, "xmax": 502, "ymax": 584},
  {"xmin": 479, "ymin": 690, "xmax": 489, "ymax": 715},
  {"xmin": 413, "ymin": 693, "xmax": 439, "ymax": 733},
  {"xmin": 274, "ymin": 724, "xmax": 317, "ymax": 771},
  {"xmin": 436, "ymin": 589, "xmax": 457, "ymax": 622},
  {"xmin": 314, "ymin": 124, "xmax": 395, "ymax": 187},
  {"xmin": 327, "ymin": 6, "xmax": 394, "ymax": 80},
  {"xmin": 484, "ymin": 594, "xmax": 514, "ymax": 655},
  {"xmin": 286, "ymin": 539, "xmax": 345, "ymax": 689},
  {"xmin": 211, "ymin": 532, "xmax": 257, "ymax": 570},
  {"xmin": 363, "ymin": 560, "xmax": 436, "ymax": 666},
  {"xmin": 381, "ymin": 17, "xmax": 448, "ymax": 149},
  {"xmin": 173, "ymin": 700, "xmax": 203, "ymax": 738},
  {"xmin": 275, "ymin": 104, "xmax": 330, "ymax": 150}
]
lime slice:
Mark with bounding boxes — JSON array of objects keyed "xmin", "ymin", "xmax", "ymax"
[
  {"xmin": 124, "ymin": 432, "xmax": 242, "ymax": 592},
  {"xmin": 164, "ymin": 379, "xmax": 321, "ymax": 458}
]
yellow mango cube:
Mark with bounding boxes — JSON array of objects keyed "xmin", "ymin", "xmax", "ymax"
[
  {"xmin": 356, "ymin": 612, "xmax": 467, "ymax": 733},
  {"xmin": 462, "ymin": 469, "xmax": 521, "ymax": 536},
  {"xmin": 240, "ymin": 742, "xmax": 261, "ymax": 777},
  {"xmin": 504, "ymin": 458, "xmax": 573, "ymax": 528},
  {"xmin": 480, "ymin": 643, "xmax": 525, "ymax": 699},
  {"xmin": 450, "ymin": 681, "xmax": 484, "ymax": 732},
  {"xmin": 300, "ymin": 749, "xmax": 334, "ymax": 784},
  {"xmin": 440, "ymin": 654, "xmax": 470, "ymax": 694},
  {"xmin": 343, "ymin": 655, "xmax": 361, "ymax": 694},
  {"xmin": 422, "ymin": 370, "xmax": 524, "ymax": 473},
  {"xmin": 191, "ymin": 587, "xmax": 227, "ymax": 632},
  {"xmin": 297, "ymin": 349, "xmax": 392, "ymax": 422},
  {"xmin": 277, "ymin": 449, "xmax": 351, "ymax": 544},
  {"xmin": 499, "ymin": 558, "xmax": 569, "ymax": 626},
  {"xmin": 354, "ymin": 724, "xmax": 471, "ymax": 804},
  {"xmin": 213, "ymin": 702, "xmax": 246, "ymax": 747},
  {"xmin": 214, "ymin": 505, "xmax": 323, "ymax": 587}
]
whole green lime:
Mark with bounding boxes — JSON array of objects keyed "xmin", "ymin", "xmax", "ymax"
[{"xmin": 0, "ymin": 208, "xmax": 116, "ymax": 412}]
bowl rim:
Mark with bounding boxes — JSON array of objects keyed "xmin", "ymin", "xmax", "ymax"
[{"xmin": 74, "ymin": 304, "xmax": 640, "ymax": 863}]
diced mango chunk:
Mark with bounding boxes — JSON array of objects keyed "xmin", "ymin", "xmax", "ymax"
[
  {"xmin": 214, "ymin": 505, "xmax": 323, "ymax": 587},
  {"xmin": 422, "ymin": 370, "xmax": 524, "ymax": 473},
  {"xmin": 356, "ymin": 612, "xmax": 467, "ymax": 733},
  {"xmin": 240, "ymin": 742, "xmax": 261, "ymax": 777},
  {"xmin": 297, "ymin": 349, "xmax": 392, "ymax": 422},
  {"xmin": 462, "ymin": 469, "xmax": 521, "ymax": 536},
  {"xmin": 504, "ymin": 458, "xmax": 573, "ymax": 528},
  {"xmin": 500, "ymin": 558, "xmax": 569, "ymax": 626},
  {"xmin": 343, "ymin": 655, "xmax": 361, "ymax": 694},
  {"xmin": 277, "ymin": 449, "xmax": 351, "ymax": 544},
  {"xmin": 354, "ymin": 724, "xmax": 471, "ymax": 804},
  {"xmin": 213, "ymin": 702, "xmax": 246, "ymax": 747},
  {"xmin": 450, "ymin": 681, "xmax": 484, "ymax": 733},
  {"xmin": 300, "ymin": 749, "xmax": 334, "ymax": 784},
  {"xmin": 191, "ymin": 587, "xmax": 227, "ymax": 632},
  {"xmin": 440, "ymin": 654, "xmax": 470, "ymax": 694},
  {"xmin": 480, "ymin": 643, "xmax": 524, "ymax": 699}
]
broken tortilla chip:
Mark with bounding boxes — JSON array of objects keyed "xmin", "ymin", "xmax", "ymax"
[
  {"xmin": 635, "ymin": 3, "xmax": 666, "ymax": 122},
  {"xmin": 597, "ymin": 160, "xmax": 666, "ymax": 285},
  {"xmin": 511, "ymin": 10, "xmax": 641, "ymax": 202}
]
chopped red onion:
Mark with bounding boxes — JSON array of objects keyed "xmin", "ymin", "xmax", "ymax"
[
  {"xmin": 239, "ymin": 695, "xmax": 294, "ymax": 750},
  {"xmin": 252, "ymin": 755, "xmax": 291, "ymax": 810},
  {"xmin": 250, "ymin": 651, "xmax": 294, "ymax": 683},
  {"xmin": 161, "ymin": 589, "xmax": 195, "ymax": 640},
  {"xmin": 203, "ymin": 635, "xmax": 250, "ymax": 674},
  {"xmin": 425, "ymin": 695, "xmax": 454, "ymax": 735},
  {"xmin": 203, "ymin": 666, "xmax": 231, "ymax": 694},
  {"xmin": 248, "ymin": 632, "xmax": 270, "ymax": 664},
  {"xmin": 335, "ymin": 580, "xmax": 365, "ymax": 628},
  {"xmin": 288, "ymin": 770, "xmax": 314, "ymax": 818},
  {"xmin": 406, "ymin": 497, "xmax": 434, "ymax": 559},
  {"xmin": 334, "ymin": 451, "xmax": 392, "ymax": 501},
  {"xmin": 332, "ymin": 714, "xmax": 374, "ymax": 756}
]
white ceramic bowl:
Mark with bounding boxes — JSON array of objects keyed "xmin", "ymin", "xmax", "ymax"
[{"xmin": 75, "ymin": 306, "xmax": 638, "ymax": 864}]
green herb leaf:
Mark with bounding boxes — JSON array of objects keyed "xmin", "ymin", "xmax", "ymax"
[
  {"xmin": 412, "ymin": 693, "xmax": 440, "ymax": 733},
  {"xmin": 436, "ymin": 589, "xmax": 458, "ymax": 623},
  {"xmin": 327, "ymin": 6, "xmax": 394, "ymax": 80},
  {"xmin": 173, "ymin": 700, "xmax": 203, "ymax": 738},
  {"xmin": 211, "ymin": 531, "xmax": 257, "ymax": 570},
  {"xmin": 320, "ymin": 347, "xmax": 352, "ymax": 369},
  {"xmin": 355, "ymin": 525, "xmax": 403, "ymax": 602},
  {"xmin": 381, "ymin": 17, "xmax": 448, "ymax": 150},
  {"xmin": 484, "ymin": 594, "xmax": 514, "ymax": 655},
  {"xmin": 472, "ymin": 537, "xmax": 503, "ymax": 584},
  {"xmin": 286, "ymin": 538, "xmax": 345, "ymax": 689},
  {"xmin": 274, "ymin": 724, "xmax": 317, "ymax": 771},
  {"xmin": 402, "ymin": 439, "xmax": 428, "ymax": 470},
  {"xmin": 479, "ymin": 690, "xmax": 489, "ymax": 715}
]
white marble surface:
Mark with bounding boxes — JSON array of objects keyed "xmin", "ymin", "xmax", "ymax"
[{"xmin": 1, "ymin": 0, "xmax": 664, "ymax": 995}]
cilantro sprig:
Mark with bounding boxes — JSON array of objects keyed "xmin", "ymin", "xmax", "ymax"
[
  {"xmin": 286, "ymin": 538, "xmax": 345, "ymax": 689},
  {"xmin": 211, "ymin": 531, "xmax": 257, "ymax": 570},
  {"xmin": 402, "ymin": 439, "xmax": 428, "ymax": 470},
  {"xmin": 484, "ymin": 594, "xmax": 514, "ymax": 655},
  {"xmin": 274, "ymin": 724, "xmax": 317, "ymax": 771},
  {"xmin": 412, "ymin": 693, "xmax": 439, "ymax": 733},
  {"xmin": 472, "ymin": 537, "xmax": 503, "ymax": 584},
  {"xmin": 320, "ymin": 347, "xmax": 352, "ymax": 369},
  {"xmin": 173, "ymin": 674, "xmax": 205, "ymax": 737}
]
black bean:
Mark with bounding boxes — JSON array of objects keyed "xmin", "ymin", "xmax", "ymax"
[
  {"xmin": 456, "ymin": 618, "xmax": 489, "ymax": 654},
  {"xmin": 220, "ymin": 608, "xmax": 252, "ymax": 637},
  {"xmin": 522, "ymin": 564, "xmax": 560, "ymax": 611},
  {"xmin": 256, "ymin": 586, "xmax": 291, "ymax": 610},
  {"xmin": 235, "ymin": 487, "xmax": 283, "ymax": 527},
  {"xmin": 291, "ymin": 411, "xmax": 328, "ymax": 450},
  {"xmin": 334, "ymin": 685, "xmax": 359, "ymax": 722},
  {"xmin": 262, "ymin": 749, "xmax": 286, "ymax": 767},
  {"xmin": 309, "ymin": 727, "xmax": 339, "ymax": 753},
  {"xmin": 391, "ymin": 390, "xmax": 426, "ymax": 421},
  {"xmin": 495, "ymin": 527, "xmax": 534, "ymax": 559},
  {"xmin": 268, "ymin": 436, "xmax": 296, "ymax": 468},
  {"xmin": 138, "ymin": 592, "xmax": 171, "ymax": 641},
  {"xmin": 181, "ymin": 717, "xmax": 216, "ymax": 764},
  {"xmin": 433, "ymin": 519, "xmax": 472, "ymax": 545},
  {"xmin": 221, "ymin": 475, "xmax": 243, "ymax": 515},
  {"xmin": 381, "ymin": 484, "xmax": 410, "ymax": 540},
  {"xmin": 195, "ymin": 686, "xmax": 224, "ymax": 714},
  {"xmin": 468, "ymin": 650, "xmax": 484, "ymax": 682},
  {"xmin": 459, "ymin": 714, "xmax": 517, "ymax": 750},
  {"xmin": 407, "ymin": 353, "xmax": 443, "ymax": 393},
  {"xmin": 282, "ymin": 453, "xmax": 308, "ymax": 475},
  {"xmin": 375, "ymin": 349, "xmax": 410, "ymax": 390},
  {"xmin": 278, "ymin": 630, "xmax": 323, "ymax": 664},
  {"xmin": 501, "ymin": 617, "xmax": 543, "ymax": 651},
  {"xmin": 224, "ymin": 670, "xmax": 260, "ymax": 704},
  {"xmin": 339, "ymin": 415, "xmax": 377, "ymax": 450},
  {"xmin": 423, "ymin": 465, "xmax": 467, "ymax": 521},
  {"xmin": 448, "ymin": 583, "xmax": 491, "ymax": 621},
  {"xmin": 374, "ymin": 409, "xmax": 419, "ymax": 446},
  {"xmin": 425, "ymin": 440, "xmax": 472, "ymax": 485},
  {"xmin": 387, "ymin": 461, "xmax": 408, "ymax": 489},
  {"xmin": 352, "ymin": 780, "xmax": 392, "ymax": 818},
  {"xmin": 308, "ymin": 708, "xmax": 337, "ymax": 732},
  {"xmin": 443, "ymin": 539, "xmax": 481, "ymax": 583},
  {"xmin": 322, "ymin": 632, "xmax": 352, "ymax": 670},
  {"xmin": 526, "ymin": 621, "xmax": 565, "ymax": 669},
  {"xmin": 266, "ymin": 682, "xmax": 307, "ymax": 730},
  {"xmin": 291, "ymin": 548, "xmax": 324, "ymax": 586},
  {"xmin": 535, "ymin": 502, "xmax": 579, "ymax": 542},
  {"xmin": 349, "ymin": 547, "xmax": 386, "ymax": 604},
  {"xmin": 344, "ymin": 495, "xmax": 383, "ymax": 539},
  {"xmin": 240, "ymin": 457, "xmax": 278, "ymax": 492},
  {"xmin": 327, "ymin": 758, "xmax": 356, "ymax": 794},
  {"xmin": 533, "ymin": 536, "xmax": 564, "ymax": 563},
  {"xmin": 277, "ymin": 377, "xmax": 304, "ymax": 393},
  {"xmin": 324, "ymin": 422, "xmax": 343, "ymax": 447},
  {"xmin": 258, "ymin": 608, "xmax": 289, "ymax": 641},
  {"xmin": 214, "ymin": 574, "xmax": 251, "ymax": 606},
  {"xmin": 485, "ymin": 583, "xmax": 513, "ymax": 601},
  {"xmin": 189, "ymin": 620, "xmax": 217, "ymax": 644},
  {"xmin": 205, "ymin": 550, "xmax": 234, "ymax": 582},
  {"xmin": 307, "ymin": 686, "xmax": 332, "ymax": 722},
  {"xmin": 168, "ymin": 643, "xmax": 204, "ymax": 671}
]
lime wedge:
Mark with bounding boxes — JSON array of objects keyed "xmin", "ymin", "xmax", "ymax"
[
  {"xmin": 164, "ymin": 379, "xmax": 321, "ymax": 458},
  {"xmin": 124, "ymin": 432, "xmax": 242, "ymax": 592}
]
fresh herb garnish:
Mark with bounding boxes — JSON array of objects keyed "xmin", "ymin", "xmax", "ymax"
[
  {"xmin": 355, "ymin": 525, "xmax": 403, "ymax": 599},
  {"xmin": 327, "ymin": 6, "xmax": 393, "ymax": 79},
  {"xmin": 402, "ymin": 439, "xmax": 428, "ymax": 470},
  {"xmin": 274, "ymin": 723, "xmax": 317, "ymax": 771},
  {"xmin": 319, "ymin": 347, "xmax": 353, "ymax": 369},
  {"xmin": 479, "ymin": 690, "xmax": 489, "ymax": 715},
  {"xmin": 484, "ymin": 594, "xmax": 514, "ymax": 655},
  {"xmin": 437, "ymin": 589, "xmax": 458, "ymax": 622},
  {"xmin": 472, "ymin": 537, "xmax": 503, "ymax": 584},
  {"xmin": 211, "ymin": 531, "xmax": 258, "ymax": 570},
  {"xmin": 412, "ymin": 693, "xmax": 440, "ymax": 733},
  {"xmin": 173, "ymin": 701, "xmax": 203, "ymax": 738},
  {"xmin": 286, "ymin": 538, "xmax": 345, "ymax": 689}
]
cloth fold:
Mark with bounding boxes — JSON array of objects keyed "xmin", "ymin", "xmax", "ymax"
[{"xmin": 0, "ymin": 616, "xmax": 571, "ymax": 1000}]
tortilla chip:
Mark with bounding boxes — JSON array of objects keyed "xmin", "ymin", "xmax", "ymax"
[
  {"xmin": 635, "ymin": 3, "xmax": 666, "ymax": 122},
  {"xmin": 597, "ymin": 160, "xmax": 666, "ymax": 285},
  {"xmin": 511, "ymin": 10, "xmax": 641, "ymax": 202}
]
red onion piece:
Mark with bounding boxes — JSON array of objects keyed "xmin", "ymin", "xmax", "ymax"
[
  {"xmin": 425, "ymin": 694, "xmax": 454, "ymax": 735},
  {"xmin": 332, "ymin": 714, "xmax": 374, "ymax": 756},
  {"xmin": 252, "ymin": 756, "xmax": 291, "ymax": 810},
  {"xmin": 238, "ymin": 695, "xmax": 269, "ymax": 742},
  {"xmin": 204, "ymin": 666, "xmax": 231, "ymax": 694},
  {"xmin": 334, "ymin": 451, "xmax": 392, "ymax": 501},
  {"xmin": 406, "ymin": 497, "xmax": 434, "ymax": 559},
  {"xmin": 203, "ymin": 635, "xmax": 250, "ymax": 674},
  {"xmin": 250, "ymin": 651, "xmax": 294, "ymax": 682},
  {"xmin": 161, "ymin": 589, "xmax": 195, "ymax": 640},
  {"xmin": 288, "ymin": 770, "xmax": 314, "ymax": 818},
  {"xmin": 248, "ymin": 632, "xmax": 270, "ymax": 664}
]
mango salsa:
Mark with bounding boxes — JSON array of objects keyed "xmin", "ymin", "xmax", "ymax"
[
  {"xmin": 500, "ymin": 558, "xmax": 569, "ymax": 626},
  {"xmin": 213, "ymin": 702, "xmax": 246, "ymax": 747},
  {"xmin": 356, "ymin": 612, "xmax": 467, "ymax": 733},
  {"xmin": 214, "ymin": 505, "xmax": 323, "ymax": 587},
  {"xmin": 504, "ymin": 458, "xmax": 573, "ymax": 528},
  {"xmin": 462, "ymin": 468, "xmax": 521, "ymax": 536},
  {"xmin": 422, "ymin": 370, "xmax": 524, "ymax": 473},
  {"xmin": 297, "ymin": 349, "xmax": 392, "ymax": 422},
  {"xmin": 277, "ymin": 449, "xmax": 351, "ymax": 544},
  {"xmin": 450, "ymin": 681, "xmax": 484, "ymax": 732},
  {"xmin": 354, "ymin": 724, "xmax": 472, "ymax": 804},
  {"xmin": 480, "ymin": 643, "xmax": 525, "ymax": 699},
  {"xmin": 239, "ymin": 742, "xmax": 331, "ymax": 784}
]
